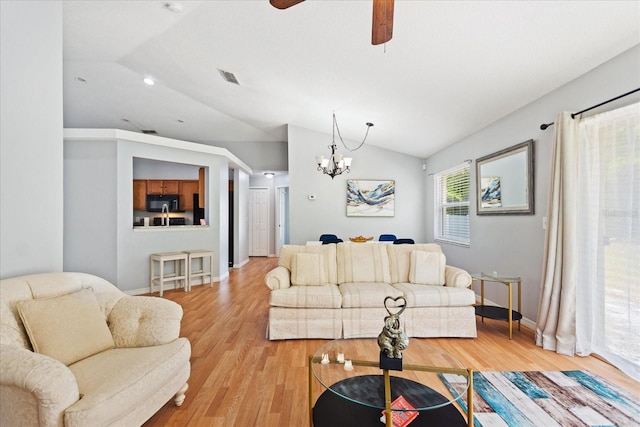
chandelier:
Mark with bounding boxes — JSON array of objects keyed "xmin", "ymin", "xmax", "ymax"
[{"xmin": 316, "ymin": 113, "xmax": 373, "ymax": 179}]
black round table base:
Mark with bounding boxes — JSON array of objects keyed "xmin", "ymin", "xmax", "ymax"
[{"xmin": 313, "ymin": 375, "xmax": 467, "ymax": 427}]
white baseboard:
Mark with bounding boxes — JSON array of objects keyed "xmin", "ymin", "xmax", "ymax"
[
  {"xmin": 475, "ymin": 295, "xmax": 535, "ymax": 331},
  {"xmin": 124, "ymin": 275, "xmax": 225, "ymax": 296},
  {"xmin": 232, "ymin": 258, "xmax": 250, "ymax": 269}
]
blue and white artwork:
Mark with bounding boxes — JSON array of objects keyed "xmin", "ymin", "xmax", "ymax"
[
  {"xmin": 346, "ymin": 180, "xmax": 395, "ymax": 217},
  {"xmin": 481, "ymin": 176, "xmax": 502, "ymax": 208}
]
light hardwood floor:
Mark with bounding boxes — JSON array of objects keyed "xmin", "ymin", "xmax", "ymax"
[{"xmin": 144, "ymin": 257, "xmax": 638, "ymax": 426}]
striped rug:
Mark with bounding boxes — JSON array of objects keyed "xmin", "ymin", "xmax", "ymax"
[{"xmin": 439, "ymin": 370, "xmax": 640, "ymax": 427}]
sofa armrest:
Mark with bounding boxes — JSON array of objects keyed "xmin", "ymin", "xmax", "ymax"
[
  {"xmin": 264, "ymin": 266, "xmax": 291, "ymax": 290},
  {"xmin": 445, "ymin": 266, "xmax": 472, "ymax": 288},
  {"xmin": 0, "ymin": 344, "xmax": 79, "ymax": 427},
  {"xmin": 108, "ymin": 296, "xmax": 183, "ymax": 348}
]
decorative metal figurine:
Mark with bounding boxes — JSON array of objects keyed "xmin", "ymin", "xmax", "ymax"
[{"xmin": 378, "ymin": 296, "xmax": 409, "ymax": 360}]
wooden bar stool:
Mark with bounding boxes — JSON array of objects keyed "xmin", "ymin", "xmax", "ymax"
[
  {"xmin": 183, "ymin": 250, "xmax": 214, "ymax": 291},
  {"xmin": 150, "ymin": 252, "xmax": 188, "ymax": 296}
]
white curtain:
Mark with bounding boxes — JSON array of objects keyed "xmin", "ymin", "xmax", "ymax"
[
  {"xmin": 575, "ymin": 103, "xmax": 640, "ymax": 381},
  {"xmin": 537, "ymin": 103, "xmax": 640, "ymax": 381},
  {"xmin": 536, "ymin": 112, "xmax": 579, "ymax": 356}
]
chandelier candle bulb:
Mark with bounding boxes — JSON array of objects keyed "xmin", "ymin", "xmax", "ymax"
[
  {"xmin": 343, "ymin": 360, "xmax": 353, "ymax": 371},
  {"xmin": 337, "ymin": 353, "xmax": 345, "ymax": 363},
  {"xmin": 321, "ymin": 353, "xmax": 330, "ymax": 364}
]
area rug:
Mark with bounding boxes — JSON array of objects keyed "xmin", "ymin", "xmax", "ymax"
[{"xmin": 438, "ymin": 370, "xmax": 640, "ymax": 427}]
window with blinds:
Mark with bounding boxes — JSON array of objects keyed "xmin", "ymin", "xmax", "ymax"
[{"xmin": 434, "ymin": 163, "xmax": 470, "ymax": 246}]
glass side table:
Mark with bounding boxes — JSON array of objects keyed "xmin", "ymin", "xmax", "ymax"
[
  {"xmin": 471, "ymin": 273, "xmax": 523, "ymax": 340},
  {"xmin": 309, "ymin": 338, "xmax": 474, "ymax": 427}
]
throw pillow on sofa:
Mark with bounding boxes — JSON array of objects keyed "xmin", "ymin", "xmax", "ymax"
[
  {"xmin": 409, "ymin": 250, "xmax": 446, "ymax": 286},
  {"xmin": 291, "ymin": 252, "xmax": 326, "ymax": 285},
  {"xmin": 16, "ymin": 287, "xmax": 115, "ymax": 365}
]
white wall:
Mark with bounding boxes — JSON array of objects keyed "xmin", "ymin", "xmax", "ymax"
[
  {"xmin": 288, "ymin": 125, "xmax": 426, "ymax": 244},
  {"xmin": 212, "ymin": 141, "xmax": 288, "ymax": 172},
  {"xmin": 64, "ymin": 140, "xmax": 118, "ymax": 280},
  {"xmin": 424, "ymin": 45, "xmax": 640, "ymax": 323},
  {"xmin": 133, "ymin": 158, "xmax": 200, "ymax": 180},
  {"xmin": 0, "ymin": 1, "xmax": 64, "ymax": 278},
  {"xmin": 233, "ymin": 169, "xmax": 250, "ymax": 267}
]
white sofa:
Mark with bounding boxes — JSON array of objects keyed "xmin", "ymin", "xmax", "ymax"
[
  {"xmin": 0, "ymin": 272, "xmax": 191, "ymax": 427},
  {"xmin": 264, "ymin": 243, "xmax": 477, "ymax": 340}
]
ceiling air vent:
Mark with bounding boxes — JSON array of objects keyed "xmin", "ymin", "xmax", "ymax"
[
  {"xmin": 141, "ymin": 129, "xmax": 158, "ymax": 135},
  {"xmin": 218, "ymin": 69, "xmax": 239, "ymax": 85}
]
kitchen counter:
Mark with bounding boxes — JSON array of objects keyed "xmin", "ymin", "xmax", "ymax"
[{"xmin": 133, "ymin": 225, "xmax": 210, "ymax": 232}]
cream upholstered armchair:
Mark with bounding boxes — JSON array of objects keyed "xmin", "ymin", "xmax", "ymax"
[{"xmin": 0, "ymin": 272, "xmax": 191, "ymax": 426}]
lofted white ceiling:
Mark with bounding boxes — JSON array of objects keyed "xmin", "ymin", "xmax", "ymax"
[{"xmin": 63, "ymin": 0, "xmax": 640, "ymax": 159}]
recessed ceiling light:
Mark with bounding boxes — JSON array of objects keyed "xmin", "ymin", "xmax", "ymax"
[
  {"xmin": 75, "ymin": 76, "xmax": 87, "ymax": 84},
  {"xmin": 143, "ymin": 77, "xmax": 155, "ymax": 86},
  {"xmin": 122, "ymin": 118, "xmax": 130, "ymax": 122},
  {"xmin": 164, "ymin": 2, "xmax": 183, "ymax": 13},
  {"xmin": 177, "ymin": 119, "xmax": 184, "ymax": 123}
]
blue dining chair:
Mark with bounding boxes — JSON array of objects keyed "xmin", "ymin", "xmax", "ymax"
[
  {"xmin": 319, "ymin": 234, "xmax": 339, "ymax": 243},
  {"xmin": 393, "ymin": 238, "xmax": 415, "ymax": 244},
  {"xmin": 321, "ymin": 238, "xmax": 343, "ymax": 245}
]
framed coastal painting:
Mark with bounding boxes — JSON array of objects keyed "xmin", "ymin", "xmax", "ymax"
[
  {"xmin": 346, "ymin": 179, "xmax": 395, "ymax": 217},
  {"xmin": 476, "ymin": 139, "xmax": 534, "ymax": 215}
]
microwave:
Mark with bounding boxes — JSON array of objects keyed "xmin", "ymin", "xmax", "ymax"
[{"xmin": 146, "ymin": 194, "xmax": 180, "ymax": 212}]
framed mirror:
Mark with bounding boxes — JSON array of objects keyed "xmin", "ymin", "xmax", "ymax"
[{"xmin": 476, "ymin": 139, "xmax": 534, "ymax": 215}]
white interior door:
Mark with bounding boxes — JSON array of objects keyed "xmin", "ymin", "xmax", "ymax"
[{"xmin": 249, "ymin": 188, "xmax": 268, "ymax": 256}]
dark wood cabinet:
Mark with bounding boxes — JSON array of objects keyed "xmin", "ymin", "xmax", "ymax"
[
  {"xmin": 179, "ymin": 180, "xmax": 199, "ymax": 211},
  {"xmin": 133, "ymin": 180, "xmax": 147, "ymax": 210},
  {"xmin": 147, "ymin": 180, "xmax": 180, "ymax": 195}
]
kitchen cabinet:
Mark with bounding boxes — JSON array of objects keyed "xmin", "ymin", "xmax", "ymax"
[
  {"xmin": 198, "ymin": 167, "xmax": 205, "ymax": 208},
  {"xmin": 148, "ymin": 180, "xmax": 179, "ymax": 195},
  {"xmin": 179, "ymin": 180, "xmax": 199, "ymax": 211},
  {"xmin": 133, "ymin": 180, "xmax": 147, "ymax": 210}
]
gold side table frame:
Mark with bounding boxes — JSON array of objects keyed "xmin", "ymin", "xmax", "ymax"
[
  {"xmin": 308, "ymin": 355, "xmax": 474, "ymax": 427},
  {"xmin": 471, "ymin": 273, "xmax": 522, "ymax": 340}
]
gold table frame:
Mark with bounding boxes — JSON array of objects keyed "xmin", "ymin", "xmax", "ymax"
[
  {"xmin": 308, "ymin": 355, "xmax": 474, "ymax": 427},
  {"xmin": 471, "ymin": 273, "xmax": 522, "ymax": 340}
]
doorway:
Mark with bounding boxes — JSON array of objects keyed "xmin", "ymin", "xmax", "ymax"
[{"xmin": 275, "ymin": 186, "xmax": 290, "ymax": 256}]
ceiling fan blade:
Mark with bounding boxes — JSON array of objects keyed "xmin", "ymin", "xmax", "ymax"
[
  {"xmin": 371, "ymin": 0, "xmax": 394, "ymax": 45},
  {"xmin": 270, "ymin": 0, "xmax": 305, "ymax": 10}
]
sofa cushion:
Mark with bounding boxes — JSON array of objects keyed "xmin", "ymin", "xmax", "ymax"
[
  {"xmin": 337, "ymin": 243, "xmax": 391, "ymax": 284},
  {"xmin": 392, "ymin": 283, "xmax": 476, "ymax": 307},
  {"xmin": 66, "ymin": 338, "xmax": 190, "ymax": 426},
  {"xmin": 270, "ymin": 285, "xmax": 343, "ymax": 308},
  {"xmin": 387, "ymin": 243, "xmax": 443, "ymax": 284},
  {"xmin": 291, "ymin": 253, "xmax": 326, "ymax": 285},
  {"xmin": 339, "ymin": 283, "xmax": 405, "ymax": 308},
  {"xmin": 16, "ymin": 288, "xmax": 115, "ymax": 366},
  {"xmin": 279, "ymin": 245, "xmax": 337, "ymax": 285},
  {"xmin": 409, "ymin": 250, "xmax": 446, "ymax": 285}
]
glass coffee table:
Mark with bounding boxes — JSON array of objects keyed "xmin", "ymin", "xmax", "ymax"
[{"xmin": 309, "ymin": 338, "xmax": 473, "ymax": 427}]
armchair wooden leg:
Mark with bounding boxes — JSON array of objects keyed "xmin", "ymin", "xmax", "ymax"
[{"xmin": 174, "ymin": 383, "xmax": 188, "ymax": 406}]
